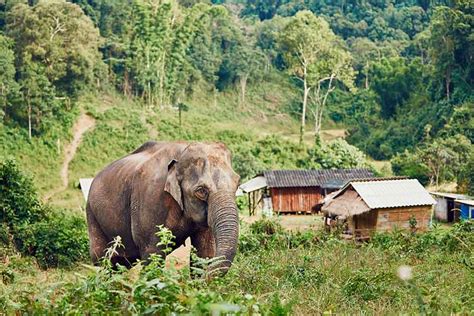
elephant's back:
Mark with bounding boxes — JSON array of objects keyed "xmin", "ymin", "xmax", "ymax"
[{"xmin": 86, "ymin": 141, "xmax": 189, "ymax": 247}]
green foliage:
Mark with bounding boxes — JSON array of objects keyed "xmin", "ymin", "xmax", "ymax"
[
  {"xmin": 15, "ymin": 211, "xmax": 89, "ymax": 268},
  {"xmin": 217, "ymin": 131, "xmax": 369, "ymax": 181},
  {"xmin": 391, "ymin": 150, "xmax": 430, "ymax": 185},
  {"xmin": 6, "ymin": 1, "xmax": 104, "ymax": 96},
  {"xmin": 370, "ymin": 57, "xmax": 423, "ymax": 118},
  {"xmin": 0, "ymin": 34, "xmax": 19, "ymax": 122},
  {"xmin": 371, "ymin": 220, "xmax": 474, "ymax": 255},
  {"xmin": 2, "ymin": 0, "xmax": 103, "ymax": 135},
  {"xmin": 0, "ymin": 159, "xmax": 88, "ymax": 268},
  {"xmin": 458, "ymin": 149, "xmax": 474, "ymax": 195},
  {"xmin": 1, "ymin": 216, "xmax": 473, "ymax": 313},
  {"xmin": 391, "ymin": 134, "xmax": 472, "ymax": 188},
  {"xmin": 0, "ymin": 159, "xmax": 45, "ymax": 230},
  {"xmin": 305, "ymin": 138, "xmax": 368, "ymax": 169},
  {"xmin": 428, "ymin": 1, "xmax": 474, "ymax": 102}
]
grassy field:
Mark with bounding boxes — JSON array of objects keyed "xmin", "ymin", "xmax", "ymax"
[
  {"xmin": 0, "ymin": 158, "xmax": 471, "ymax": 313},
  {"xmin": 1, "ymin": 217, "xmax": 472, "ymax": 314}
]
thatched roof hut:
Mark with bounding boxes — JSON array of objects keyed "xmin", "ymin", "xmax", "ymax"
[{"xmin": 322, "ymin": 178, "xmax": 436, "ymax": 238}]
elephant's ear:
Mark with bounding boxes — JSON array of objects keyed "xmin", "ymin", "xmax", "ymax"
[{"xmin": 164, "ymin": 159, "xmax": 183, "ymax": 210}]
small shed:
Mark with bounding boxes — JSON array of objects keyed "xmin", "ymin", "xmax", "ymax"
[
  {"xmin": 322, "ymin": 178, "xmax": 436, "ymax": 239},
  {"xmin": 239, "ymin": 169, "xmax": 374, "ymax": 215},
  {"xmin": 456, "ymin": 199, "xmax": 474, "ymax": 220},
  {"xmin": 430, "ymin": 192, "xmax": 472, "ymax": 222}
]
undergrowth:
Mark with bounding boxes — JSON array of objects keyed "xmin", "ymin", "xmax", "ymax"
[
  {"xmin": 0, "ymin": 159, "xmax": 88, "ymax": 268},
  {"xmin": 1, "ymin": 161, "xmax": 472, "ymax": 314}
]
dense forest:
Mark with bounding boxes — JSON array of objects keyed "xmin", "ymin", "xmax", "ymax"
[{"xmin": 0, "ymin": 0, "xmax": 473, "ymax": 192}]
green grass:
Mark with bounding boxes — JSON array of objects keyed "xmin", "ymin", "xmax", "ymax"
[
  {"xmin": 0, "ymin": 123, "xmax": 72, "ymax": 196},
  {"xmin": 1, "ymin": 220, "xmax": 472, "ymax": 314}
]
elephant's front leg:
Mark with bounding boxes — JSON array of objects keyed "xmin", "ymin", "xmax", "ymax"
[
  {"xmin": 190, "ymin": 227, "xmax": 216, "ymax": 276},
  {"xmin": 139, "ymin": 234, "xmax": 165, "ymax": 262}
]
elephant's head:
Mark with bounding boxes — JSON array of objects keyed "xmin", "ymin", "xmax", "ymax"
[{"xmin": 164, "ymin": 142, "xmax": 240, "ymax": 275}]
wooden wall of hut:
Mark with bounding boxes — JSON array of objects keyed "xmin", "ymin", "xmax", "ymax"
[
  {"xmin": 376, "ymin": 206, "xmax": 432, "ymax": 231},
  {"xmin": 349, "ymin": 206, "xmax": 432, "ymax": 239},
  {"xmin": 270, "ymin": 187, "xmax": 322, "ymax": 214}
]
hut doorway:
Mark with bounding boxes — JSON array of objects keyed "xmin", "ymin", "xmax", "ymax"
[
  {"xmin": 447, "ymin": 200, "xmax": 455, "ymax": 222},
  {"xmin": 353, "ymin": 210, "xmax": 378, "ymax": 239}
]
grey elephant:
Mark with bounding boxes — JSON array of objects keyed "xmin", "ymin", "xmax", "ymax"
[{"xmin": 86, "ymin": 141, "xmax": 240, "ymax": 275}]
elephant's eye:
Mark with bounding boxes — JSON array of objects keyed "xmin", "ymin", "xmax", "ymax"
[{"xmin": 194, "ymin": 186, "xmax": 209, "ymax": 201}]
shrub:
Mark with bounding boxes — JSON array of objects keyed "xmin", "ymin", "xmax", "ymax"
[
  {"xmin": 371, "ymin": 220, "xmax": 474, "ymax": 256},
  {"xmin": 249, "ymin": 218, "xmax": 284, "ymax": 236},
  {"xmin": 0, "ymin": 159, "xmax": 88, "ymax": 267},
  {"xmin": 15, "ymin": 211, "xmax": 89, "ymax": 268},
  {"xmin": 0, "ymin": 159, "xmax": 46, "ymax": 231},
  {"xmin": 36, "ymin": 227, "xmax": 277, "ymax": 315},
  {"xmin": 391, "ymin": 150, "xmax": 430, "ymax": 185},
  {"xmin": 239, "ymin": 218, "xmax": 335, "ymax": 253}
]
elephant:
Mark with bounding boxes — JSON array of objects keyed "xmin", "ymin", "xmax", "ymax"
[{"xmin": 86, "ymin": 141, "xmax": 240, "ymax": 275}]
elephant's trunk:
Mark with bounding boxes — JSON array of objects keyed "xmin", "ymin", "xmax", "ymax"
[{"xmin": 207, "ymin": 191, "xmax": 239, "ymax": 276}]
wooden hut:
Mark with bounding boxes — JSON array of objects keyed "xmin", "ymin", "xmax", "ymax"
[
  {"xmin": 322, "ymin": 178, "xmax": 436, "ymax": 239},
  {"xmin": 239, "ymin": 169, "xmax": 373, "ymax": 215}
]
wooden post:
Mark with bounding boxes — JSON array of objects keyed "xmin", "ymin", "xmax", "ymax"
[
  {"xmin": 248, "ymin": 193, "xmax": 251, "ymax": 216},
  {"xmin": 252, "ymin": 191, "xmax": 257, "ymax": 215}
]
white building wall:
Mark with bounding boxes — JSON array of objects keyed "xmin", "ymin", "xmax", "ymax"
[{"xmin": 433, "ymin": 196, "xmax": 448, "ymax": 221}]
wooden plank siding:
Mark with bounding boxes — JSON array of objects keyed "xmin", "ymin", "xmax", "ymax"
[{"xmin": 270, "ymin": 187, "xmax": 322, "ymax": 214}]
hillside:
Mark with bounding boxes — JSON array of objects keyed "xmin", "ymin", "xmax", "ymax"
[
  {"xmin": 0, "ymin": 0, "xmax": 473, "ymax": 314},
  {"xmin": 1, "ymin": 0, "xmax": 472, "ymax": 195}
]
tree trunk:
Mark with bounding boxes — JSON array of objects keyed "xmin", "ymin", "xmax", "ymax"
[
  {"xmin": 314, "ymin": 75, "xmax": 335, "ymax": 138},
  {"xmin": 300, "ymin": 65, "xmax": 309, "ymax": 145},
  {"xmin": 159, "ymin": 50, "xmax": 166, "ymax": 108},
  {"xmin": 446, "ymin": 68, "xmax": 451, "ymax": 102},
  {"xmin": 123, "ymin": 69, "xmax": 131, "ymax": 97},
  {"xmin": 239, "ymin": 74, "xmax": 248, "ymax": 107},
  {"xmin": 28, "ymin": 101, "xmax": 32, "ymax": 140},
  {"xmin": 365, "ymin": 60, "xmax": 369, "ymax": 89}
]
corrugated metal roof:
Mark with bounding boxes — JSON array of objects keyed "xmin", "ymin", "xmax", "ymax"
[
  {"xmin": 263, "ymin": 169, "xmax": 373, "ymax": 188},
  {"xmin": 456, "ymin": 199, "xmax": 474, "ymax": 207},
  {"xmin": 239, "ymin": 176, "xmax": 267, "ymax": 193},
  {"xmin": 346, "ymin": 179, "xmax": 436, "ymax": 209},
  {"xmin": 430, "ymin": 192, "xmax": 472, "ymax": 200}
]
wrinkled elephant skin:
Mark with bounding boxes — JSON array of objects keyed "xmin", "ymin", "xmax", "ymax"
[{"xmin": 86, "ymin": 141, "xmax": 240, "ymax": 275}]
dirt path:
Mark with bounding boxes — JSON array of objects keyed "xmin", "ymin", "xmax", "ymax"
[{"xmin": 44, "ymin": 113, "xmax": 96, "ymax": 201}]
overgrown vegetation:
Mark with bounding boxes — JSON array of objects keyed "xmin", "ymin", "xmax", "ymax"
[
  {"xmin": 1, "ymin": 216, "xmax": 472, "ymax": 313},
  {"xmin": 0, "ymin": 159, "xmax": 88, "ymax": 268}
]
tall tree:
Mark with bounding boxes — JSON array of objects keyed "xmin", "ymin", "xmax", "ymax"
[
  {"xmin": 6, "ymin": 0, "xmax": 103, "ymax": 135},
  {"xmin": 349, "ymin": 37, "xmax": 379, "ymax": 89},
  {"xmin": 428, "ymin": 2, "xmax": 474, "ymax": 102},
  {"xmin": 224, "ymin": 45, "xmax": 266, "ymax": 106},
  {"xmin": 309, "ymin": 46, "xmax": 354, "ymax": 137},
  {"xmin": 0, "ymin": 34, "xmax": 19, "ymax": 122},
  {"xmin": 279, "ymin": 10, "xmax": 354, "ymax": 143},
  {"xmin": 128, "ymin": 0, "xmax": 205, "ymax": 107}
]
